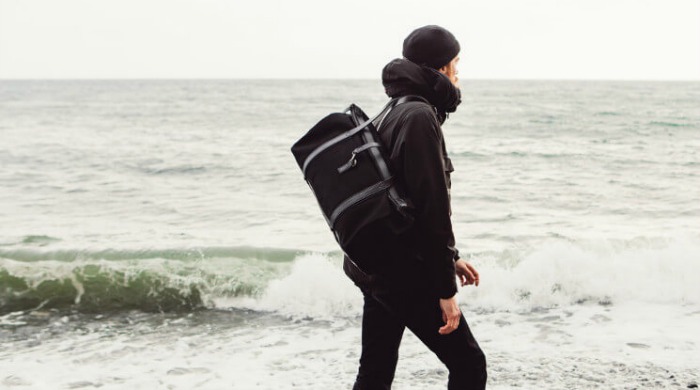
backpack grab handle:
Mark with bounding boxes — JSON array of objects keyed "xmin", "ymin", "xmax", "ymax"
[{"xmin": 337, "ymin": 142, "xmax": 382, "ymax": 174}]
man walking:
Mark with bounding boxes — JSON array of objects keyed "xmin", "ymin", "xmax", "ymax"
[{"xmin": 342, "ymin": 25, "xmax": 488, "ymax": 389}]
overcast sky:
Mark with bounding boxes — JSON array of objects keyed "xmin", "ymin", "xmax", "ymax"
[{"xmin": 1, "ymin": 0, "xmax": 699, "ymax": 80}]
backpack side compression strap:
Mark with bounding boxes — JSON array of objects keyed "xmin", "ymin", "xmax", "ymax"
[{"xmin": 329, "ymin": 178, "xmax": 394, "ymax": 228}]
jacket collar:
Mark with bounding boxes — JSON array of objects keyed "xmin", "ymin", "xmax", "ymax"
[{"xmin": 381, "ymin": 58, "xmax": 461, "ymax": 124}]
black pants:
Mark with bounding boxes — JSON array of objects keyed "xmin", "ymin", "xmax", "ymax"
[{"xmin": 352, "ymin": 286, "xmax": 487, "ymax": 390}]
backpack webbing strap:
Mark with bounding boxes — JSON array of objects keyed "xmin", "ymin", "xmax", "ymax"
[{"xmin": 329, "ymin": 178, "xmax": 393, "ymax": 228}]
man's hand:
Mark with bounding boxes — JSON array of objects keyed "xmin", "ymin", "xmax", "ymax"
[
  {"xmin": 455, "ymin": 259, "xmax": 480, "ymax": 287},
  {"xmin": 439, "ymin": 295, "xmax": 461, "ymax": 335}
]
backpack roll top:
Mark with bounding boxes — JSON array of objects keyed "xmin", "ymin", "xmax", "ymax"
[{"xmin": 290, "ymin": 97, "xmax": 419, "ymax": 271}]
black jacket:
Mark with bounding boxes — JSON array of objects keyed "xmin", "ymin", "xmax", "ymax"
[{"xmin": 342, "ymin": 58, "xmax": 462, "ymax": 299}]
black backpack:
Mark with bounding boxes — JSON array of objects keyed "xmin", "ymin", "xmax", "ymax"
[{"xmin": 291, "ymin": 96, "xmax": 423, "ymax": 272}]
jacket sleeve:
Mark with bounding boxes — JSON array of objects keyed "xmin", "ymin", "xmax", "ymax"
[{"xmin": 399, "ymin": 108, "xmax": 459, "ymax": 299}]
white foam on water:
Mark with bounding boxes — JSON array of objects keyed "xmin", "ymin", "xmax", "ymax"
[
  {"xmin": 218, "ymin": 252, "xmax": 362, "ymax": 320},
  {"xmin": 3, "ymin": 240, "xmax": 699, "ymax": 389},
  {"xmin": 462, "ymin": 237, "xmax": 700, "ymax": 311},
  {"xmin": 2, "ymin": 301, "xmax": 698, "ymax": 389},
  {"xmin": 224, "ymin": 238, "xmax": 700, "ymax": 319}
]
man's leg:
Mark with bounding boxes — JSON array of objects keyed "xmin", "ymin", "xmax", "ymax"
[
  {"xmin": 415, "ymin": 313, "xmax": 487, "ymax": 390},
  {"xmin": 371, "ymin": 289, "xmax": 487, "ymax": 390},
  {"xmin": 353, "ymin": 289, "xmax": 406, "ymax": 390}
]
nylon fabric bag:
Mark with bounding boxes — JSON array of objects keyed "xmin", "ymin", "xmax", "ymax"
[{"xmin": 290, "ymin": 97, "xmax": 420, "ymax": 273}]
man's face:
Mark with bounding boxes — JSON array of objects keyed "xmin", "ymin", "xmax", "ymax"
[{"xmin": 439, "ymin": 56, "xmax": 460, "ymax": 89}]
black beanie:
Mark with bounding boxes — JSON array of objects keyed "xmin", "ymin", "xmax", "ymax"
[{"xmin": 402, "ymin": 25, "xmax": 460, "ymax": 69}]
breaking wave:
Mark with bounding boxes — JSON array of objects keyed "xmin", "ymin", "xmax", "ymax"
[
  {"xmin": 0, "ymin": 246, "xmax": 297, "ymax": 314},
  {"xmin": 2, "ymin": 238, "xmax": 699, "ymax": 317}
]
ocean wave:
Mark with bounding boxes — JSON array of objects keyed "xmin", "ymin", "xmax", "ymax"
[
  {"xmin": 0, "ymin": 245, "xmax": 303, "ymax": 263},
  {"xmin": 229, "ymin": 238, "xmax": 700, "ymax": 319},
  {"xmin": 0, "ymin": 266, "xmax": 203, "ymax": 314},
  {"xmin": 0, "ymin": 253, "xmax": 291, "ymax": 314},
  {"xmin": 465, "ymin": 237, "xmax": 700, "ymax": 311},
  {"xmin": 0, "ymin": 235, "xmax": 62, "ymax": 247},
  {"xmin": 2, "ymin": 238, "xmax": 698, "ymax": 317},
  {"xmin": 648, "ymin": 121, "xmax": 693, "ymax": 128},
  {"xmin": 22, "ymin": 235, "xmax": 60, "ymax": 245},
  {"xmin": 594, "ymin": 111, "xmax": 622, "ymax": 116},
  {"xmin": 140, "ymin": 165, "xmax": 208, "ymax": 175}
]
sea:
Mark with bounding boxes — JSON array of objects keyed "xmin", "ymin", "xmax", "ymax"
[{"xmin": 0, "ymin": 79, "xmax": 698, "ymax": 389}]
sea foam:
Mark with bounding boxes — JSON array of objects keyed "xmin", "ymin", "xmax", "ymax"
[{"xmin": 234, "ymin": 237, "xmax": 700, "ymax": 319}]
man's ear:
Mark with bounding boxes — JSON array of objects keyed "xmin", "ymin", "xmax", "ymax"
[{"xmin": 438, "ymin": 65, "xmax": 448, "ymax": 75}]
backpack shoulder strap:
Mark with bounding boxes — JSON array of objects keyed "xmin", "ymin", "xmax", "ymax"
[{"xmin": 374, "ymin": 95, "xmax": 429, "ymax": 130}]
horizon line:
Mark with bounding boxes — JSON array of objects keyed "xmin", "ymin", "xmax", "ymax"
[{"xmin": 1, "ymin": 77, "xmax": 699, "ymax": 82}]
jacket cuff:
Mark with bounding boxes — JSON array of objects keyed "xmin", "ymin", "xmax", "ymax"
[
  {"xmin": 434, "ymin": 260, "xmax": 458, "ymax": 299},
  {"xmin": 437, "ymin": 279, "xmax": 458, "ymax": 299}
]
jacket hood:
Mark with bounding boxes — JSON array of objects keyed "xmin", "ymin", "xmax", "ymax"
[{"xmin": 382, "ymin": 58, "xmax": 461, "ymax": 123}]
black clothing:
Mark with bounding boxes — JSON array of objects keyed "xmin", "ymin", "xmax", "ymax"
[
  {"xmin": 353, "ymin": 286, "xmax": 487, "ymax": 390},
  {"xmin": 343, "ymin": 58, "xmax": 462, "ymax": 299},
  {"xmin": 403, "ymin": 25, "xmax": 461, "ymax": 70},
  {"xmin": 383, "ymin": 58, "xmax": 461, "ymax": 124},
  {"xmin": 344, "ymin": 57, "xmax": 486, "ymax": 389}
]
